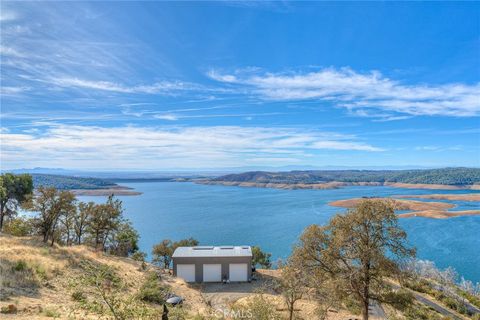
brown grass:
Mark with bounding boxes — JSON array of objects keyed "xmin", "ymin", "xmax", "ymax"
[{"xmin": 0, "ymin": 234, "xmax": 206, "ymax": 319}]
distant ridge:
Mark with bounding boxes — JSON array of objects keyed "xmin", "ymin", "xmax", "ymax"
[{"xmin": 207, "ymin": 167, "xmax": 480, "ymax": 186}]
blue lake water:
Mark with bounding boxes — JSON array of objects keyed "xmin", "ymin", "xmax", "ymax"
[{"xmin": 79, "ymin": 182, "xmax": 480, "ymax": 283}]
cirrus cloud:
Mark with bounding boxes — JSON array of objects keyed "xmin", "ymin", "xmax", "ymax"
[{"xmin": 207, "ymin": 68, "xmax": 480, "ymax": 117}]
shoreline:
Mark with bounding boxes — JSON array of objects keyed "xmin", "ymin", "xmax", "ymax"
[
  {"xmin": 70, "ymin": 189, "xmax": 142, "ymax": 196},
  {"xmin": 198, "ymin": 180, "xmax": 478, "ymax": 191},
  {"xmin": 67, "ymin": 185, "xmax": 142, "ymax": 196}
]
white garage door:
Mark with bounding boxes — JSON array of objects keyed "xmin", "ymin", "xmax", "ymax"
[
  {"xmin": 203, "ymin": 264, "xmax": 222, "ymax": 282},
  {"xmin": 177, "ymin": 264, "xmax": 195, "ymax": 282},
  {"xmin": 229, "ymin": 263, "xmax": 248, "ymax": 282}
]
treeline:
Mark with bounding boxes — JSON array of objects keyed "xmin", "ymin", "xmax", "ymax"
[
  {"xmin": 31, "ymin": 174, "xmax": 117, "ymax": 190},
  {"xmin": 213, "ymin": 167, "xmax": 480, "ymax": 185},
  {"xmin": 1, "ymin": 173, "xmax": 138, "ymax": 257}
]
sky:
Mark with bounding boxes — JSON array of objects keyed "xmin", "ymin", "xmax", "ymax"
[{"xmin": 1, "ymin": 1, "xmax": 479, "ymax": 170}]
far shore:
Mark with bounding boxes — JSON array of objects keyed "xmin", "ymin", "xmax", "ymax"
[
  {"xmin": 198, "ymin": 180, "xmax": 479, "ymax": 191},
  {"xmin": 200, "ymin": 180, "xmax": 382, "ymax": 190}
]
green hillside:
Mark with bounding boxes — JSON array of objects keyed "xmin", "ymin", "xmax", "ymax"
[{"xmin": 213, "ymin": 167, "xmax": 480, "ymax": 185}]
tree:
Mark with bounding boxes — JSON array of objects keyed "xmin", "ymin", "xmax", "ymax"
[
  {"xmin": 152, "ymin": 239, "xmax": 173, "ymax": 269},
  {"xmin": 252, "ymin": 246, "xmax": 272, "ymax": 269},
  {"xmin": 107, "ymin": 220, "xmax": 139, "ymax": 257},
  {"xmin": 294, "ymin": 199, "xmax": 415, "ymax": 320},
  {"xmin": 0, "ymin": 173, "xmax": 33, "ymax": 231},
  {"xmin": 131, "ymin": 251, "xmax": 148, "ymax": 271},
  {"xmin": 59, "ymin": 199, "xmax": 77, "ymax": 245},
  {"xmin": 275, "ymin": 259, "xmax": 307, "ymax": 320},
  {"xmin": 31, "ymin": 187, "xmax": 77, "ymax": 245},
  {"xmin": 74, "ymin": 202, "xmax": 95, "ymax": 244},
  {"xmin": 172, "ymin": 237, "xmax": 199, "ymax": 251},
  {"xmin": 152, "ymin": 238, "xmax": 199, "ymax": 269},
  {"xmin": 87, "ymin": 195, "xmax": 122, "ymax": 250}
]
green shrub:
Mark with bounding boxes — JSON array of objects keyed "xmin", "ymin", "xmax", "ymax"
[
  {"xmin": 12, "ymin": 260, "xmax": 28, "ymax": 272},
  {"xmin": 3, "ymin": 216, "xmax": 35, "ymax": 236},
  {"xmin": 71, "ymin": 290, "xmax": 86, "ymax": 302},
  {"xmin": 43, "ymin": 308, "xmax": 60, "ymax": 318},
  {"xmin": 168, "ymin": 306, "xmax": 187, "ymax": 320},
  {"xmin": 34, "ymin": 264, "xmax": 48, "ymax": 280},
  {"xmin": 386, "ymin": 289, "xmax": 414, "ymax": 311},
  {"xmin": 0, "ymin": 304, "xmax": 17, "ymax": 314},
  {"xmin": 404, "ymin": 303, "xmax": 442, "ymax": 320},
  {"xmin": 137, "ymin": 272, "xmax": 170, "ymax": 304}
]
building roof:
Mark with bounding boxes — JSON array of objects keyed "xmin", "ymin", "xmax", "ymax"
[{"xmin": 172, "ymin": 246, "xmax": 252, "ymax": 258}]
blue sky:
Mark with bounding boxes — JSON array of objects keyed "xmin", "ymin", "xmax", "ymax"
[{"xmin": 1, "ymin": 1, "xmax": 479, "ymax": 170}]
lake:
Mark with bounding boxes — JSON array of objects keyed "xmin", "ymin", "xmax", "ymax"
[{"xmin": 79, "ymin": 182, "xmax": 480, "ymax": 283}]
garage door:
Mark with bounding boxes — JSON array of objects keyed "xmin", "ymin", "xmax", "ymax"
[
  {"xmin": 203, "ymin": 264, "xmax": 222, "ymax": 282},
  {"xmin": 229, "ymin": 263, "xmax": 248, "ymax": 282},
  {"xmin": 177, "ymin": 264, "xmax": 195, "ymax": 282}
]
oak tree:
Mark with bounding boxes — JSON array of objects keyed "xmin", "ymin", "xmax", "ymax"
[{"xmin": 294, "ymin": 199, "xmax": 415, "ymax": 320}]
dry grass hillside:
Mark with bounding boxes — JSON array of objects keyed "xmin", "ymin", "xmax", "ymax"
[
  {"xmin": 0, "ymin": 234, "xmax": 208, "ymax": 319},
  {"xmin": 0, "ymin": 234, "xmax": 359, "ymax": 320},
  {"xmin": 1, "ymin": 234, "xmax": 476, "ymax": 320}
]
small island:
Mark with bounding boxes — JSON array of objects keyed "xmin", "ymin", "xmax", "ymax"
[{"xmin": 329, "ymin": 197, "xmax": 480, "ymax": 219}]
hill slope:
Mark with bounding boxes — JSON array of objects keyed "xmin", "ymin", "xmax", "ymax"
[
  {"xmin": 0, "ymin": 235, "xmax": 207, "ymax": 319},
  {"xmin": 203, "ymin": 168, "xmax": 480, "ymax": 190}
]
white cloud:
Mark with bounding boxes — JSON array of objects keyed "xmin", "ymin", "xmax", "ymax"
[
  {"xmin": 0, "ymin": 9, "xmax": 17, "ymax": 22},
  {"xmin": 208, "ymin": 67, "xmax": 480, "ymax": 117},
  {"xmin": 0, "ymin": 86, "xmax": 30, "ymax": 95},
  {"xmin": 154, "ymin": 114, "xmax": 179, "ymax": 121},
  {"xmin": 0, "ymin": 125, "xmax": 383, "ymax": 169},
  {"xmin": 0, "ymin": 46, "xmax": 26, "ymax": 58},
  {"xmin": 50, "ymin": 77, "xmax": 195, "ymax": 94}
]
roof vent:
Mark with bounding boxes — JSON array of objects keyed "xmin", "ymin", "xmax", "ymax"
[
  {"xmin": 242, "ymin": 246, "xmax": 250, "ymax": 249},
  {"xmin": 220, "ymin": 246, "xmax": 234, "ymax": 249},
  {"xmin": 193, "ymin": 246, "xmax": 214, "ymax": 250}
]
